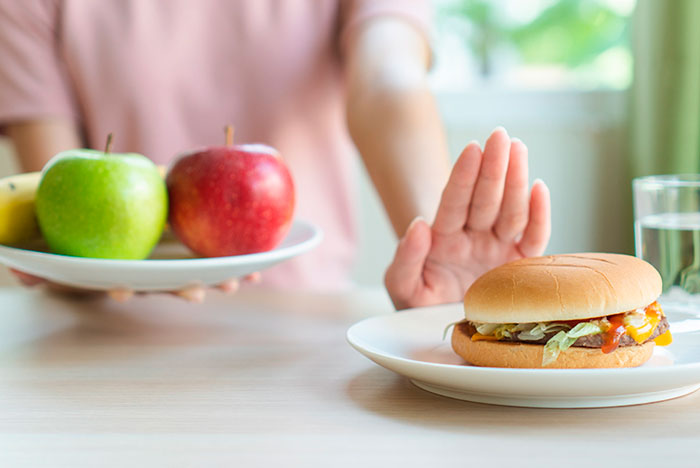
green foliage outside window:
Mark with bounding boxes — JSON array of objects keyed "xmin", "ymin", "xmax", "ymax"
[{"xmin": 435, "ymin": 0, "xmax": 634, "ymax": 88}]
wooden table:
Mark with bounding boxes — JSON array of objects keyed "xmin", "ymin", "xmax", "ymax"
[{"xmin": 1, "ymin": 286, "xmax": 699, "ymax": 467}]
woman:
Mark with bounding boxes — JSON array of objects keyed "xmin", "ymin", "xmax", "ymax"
[{"xmin": 0, "ymin": 0, "xmax": 550, "ymax": 308}]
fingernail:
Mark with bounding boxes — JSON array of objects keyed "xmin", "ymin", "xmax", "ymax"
[
  {"xmin": 176, "ymin": 285, "xmax": 205, "ymax": 303},
  {"xmin": 406, "ymin": 216, "xmax": 425, "ymax": 236},
  {"xmin": 492, "ymin": 126, "xmax": 508, "ymax": 137},
  {"xmin": 465, "ymin": 140, "xmax": 482, "ymax": 154},
  {"xmin": 108, "ymin": 288, "xmax": 134, "ymax": 302},
  {"xmin": 533, "ymin": 178, "xmax": 550, "ymax": 192},
  {"xmin": 511, "ymin": 137, "xmax": 522, "ymax": 144}
]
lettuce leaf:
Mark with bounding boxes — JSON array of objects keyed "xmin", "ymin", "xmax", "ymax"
[
  {"xmin": 473, "ymin": 321, "xmax": 571, "ymax": 341},
  {"xmin": 542, "ymin": 322, "xmax": 603, "ymax": 366},
  {"xmin": 474, "ymin": 323, "xmax": 501, "ymax": 336},
  {"xmin": 516, "ymin": 322, "xmax": 571, "ymax": 341},
  {"xmin": 490, "ymin": 324, "xmax": 519, "ymax": 339},
  {"xmin": 442, "ymin": 319, "xmax": 469, "ymax": 340}
]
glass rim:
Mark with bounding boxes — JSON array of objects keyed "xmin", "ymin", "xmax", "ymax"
[{"xmin": 633, "ymin": 174, "xmax": 700, "ymax": 188}]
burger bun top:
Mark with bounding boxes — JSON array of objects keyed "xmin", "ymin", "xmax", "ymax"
[{"xmin": 463, "ymin": 253, "xmax": 662, "ymax": 323}]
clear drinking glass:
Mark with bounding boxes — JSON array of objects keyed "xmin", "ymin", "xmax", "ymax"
[{"xmin": 634, "ymin": 174, "xmax": 700, "ymax": 310}]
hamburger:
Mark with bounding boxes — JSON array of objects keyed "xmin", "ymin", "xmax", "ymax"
[{"xmin": 451, "ymin": 253, "xmax": 672, "ymax": 368}]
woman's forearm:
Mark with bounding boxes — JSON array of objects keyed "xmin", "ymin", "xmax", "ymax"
[
  {"xmin": 6, "ymin": 119, "xmax": 82, "ymax": 172},
  {"xmin": 345, "ymin": 18, "xmax": 451, "ymax": 236}
]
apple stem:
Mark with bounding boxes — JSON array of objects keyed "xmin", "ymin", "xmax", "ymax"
[
  {"xmin": 225, "ymin": 125, "xmax": 234, "ymax": 147},
  {"xmin": 105, "ymin": 133, "xmax": 114, "ymax": 155}
]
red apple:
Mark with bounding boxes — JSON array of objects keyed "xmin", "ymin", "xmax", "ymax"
[{"xmin": 166, "ymin": 127, "xmax": 295, "ymax": 257}]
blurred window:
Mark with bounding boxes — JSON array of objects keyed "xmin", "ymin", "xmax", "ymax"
[{"xmin": 430, "ymin": 0, "xmax": 636, "ymax": 91}]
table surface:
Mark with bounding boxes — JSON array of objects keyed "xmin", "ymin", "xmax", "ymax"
[{"xmin": 1, "ymin": 286, "xmax": 699, "ymax": 467}]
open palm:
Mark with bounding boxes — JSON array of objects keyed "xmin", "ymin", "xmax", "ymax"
[{"xmin": 385, "ymin": 128, "xmax": 551, "ymax": 310}]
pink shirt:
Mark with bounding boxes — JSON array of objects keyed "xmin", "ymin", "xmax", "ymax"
[{"xmin": 0, "ymin": 0, "xmax": 431, "ymax": 291}]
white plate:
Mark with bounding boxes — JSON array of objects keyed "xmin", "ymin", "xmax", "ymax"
[
  {"xmin": 347, "ymin": 302, "xmax": 700, "ymax": 408},
  {"xmin": 0, "ymin": 219, "xmax": 322, "ymax": 291}
]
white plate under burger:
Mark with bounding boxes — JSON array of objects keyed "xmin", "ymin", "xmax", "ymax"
[
  {"xmin": 347, "ymin": 302, "xmax": 700, "ymax": 408},
  {"xmin": 0, "ymin": 219, "xmax": 322, "ymax": 292}
]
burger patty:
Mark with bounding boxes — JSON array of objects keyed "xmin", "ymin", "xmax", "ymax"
[{"xmin": 461, "ymin": 317, "xmax": 670, "ymax": 348}]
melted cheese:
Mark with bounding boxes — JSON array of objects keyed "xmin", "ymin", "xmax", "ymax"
[
  {"xmin": 624, "ymin": 301, "xmax": 666, "ymax": 345},
  {"xmin": 471, "ymin": 333, "xmax": 499, "ymax": 342},
  {"xmin": 654, "ymin": 330, "xmax": 673, "ymax": 346}
]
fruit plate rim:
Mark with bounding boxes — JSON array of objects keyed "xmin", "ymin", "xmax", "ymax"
[{"xmin": 0, "ymin": 219, "xmax": 322, "ymax": 270}]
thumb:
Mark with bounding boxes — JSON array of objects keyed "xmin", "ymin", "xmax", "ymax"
[{"xmin": 384, "ymin": 217, "xmax": 431, "ymax": 310}]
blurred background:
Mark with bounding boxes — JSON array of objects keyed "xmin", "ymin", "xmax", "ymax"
[{"xmin": 0, "ymin": 0, "xmax": 694, "ymax": 287}]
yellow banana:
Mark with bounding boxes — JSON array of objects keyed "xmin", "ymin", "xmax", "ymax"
[
  {"xmin": 0, "ymin": 171, "xmax": 42, "ymax": 245},
  {"xmin": 0, "ymin": 165, "xmax": 168, "ymax": 246}
]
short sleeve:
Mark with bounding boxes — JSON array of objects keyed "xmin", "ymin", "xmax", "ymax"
[
  {"xmin": 338, "ymin": 0, "xmax": 434, "ymax": 59},
  {"xmin": 0, "ymin": 0, "xmax": 77, "ymax": 130}
]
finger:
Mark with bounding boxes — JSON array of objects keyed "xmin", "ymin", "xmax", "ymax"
[
  {"xmin": 466, "ymin": 127, "xmax": 511, "ymax": 231},
  {"xmin": 517, "ymin": 179, "xmax": 551, "ymax": 257},
  {"xmin": 217, "ymin": 278, "xmax": 240, "ymax": 294},
  {"xmin": 243, "ymin": 272, "xmax": 261, "ymax": 284},
  {"xmin": 108, "ymin": 287, "xmax": 134, "ymax": 302},
  {"xmin": 216, "ymin": 272, "xmax": 260, "ymax": 294},
  {"xmin": 432, "ymin": 141, "xmax": 482, "ymax": 235},
  {"xmin": 173, "ymin": 284, "xmax": 206, "ymax": 303},
  {"xmin": 384, "ymin": 217, "xmax": 431, "ymax": 310},
  {"xmin": 9, "ymin": 268, "xmax": 46, "ymax": 287},
  {"xmin": 494, "ymin": 138, "xmax": 529, "ymax": 242}
]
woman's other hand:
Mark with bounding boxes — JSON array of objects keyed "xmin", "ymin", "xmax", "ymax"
[
  {"xmin": 385, "ymin": 128, "xmax": 551, "ymax": 310},
  {"xmin": 9, "ymin": 268, "xmax": 261, "ymax": 303}
]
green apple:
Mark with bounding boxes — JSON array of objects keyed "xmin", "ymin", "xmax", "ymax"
[{"xmin": 36, "ymin": 138, "xmax": 167, "ymax": 259}]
